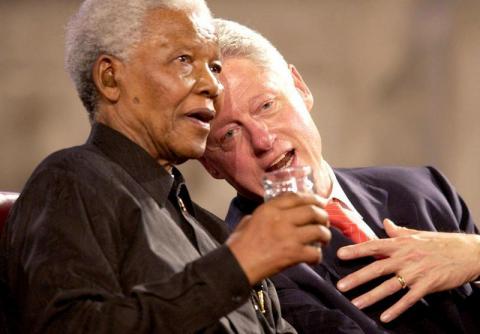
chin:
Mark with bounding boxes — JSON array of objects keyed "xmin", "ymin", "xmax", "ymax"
[
  {"xmin": 174, "ymin": 146, "xmax": 206, "ymax": 165},
  {"xmin": 190, "ymin": 144, "xmax": 207, "ymax": 159},
  {"xmin": 172, "ymin": 157, "xmax": 189, "ymax": 165}
]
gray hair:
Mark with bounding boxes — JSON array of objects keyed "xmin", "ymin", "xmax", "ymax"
[
  {"xmin": 214, "ymin": 19, "xmax": 292, "ymax": 82},
  {"xmin": 65, "ymin": 0, "xmax": 211, "ymax": 121}
]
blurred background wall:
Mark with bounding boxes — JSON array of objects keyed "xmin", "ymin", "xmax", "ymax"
[{"xmin": 1, "ymin": 0, "xmax": 479, "ymax": 223}]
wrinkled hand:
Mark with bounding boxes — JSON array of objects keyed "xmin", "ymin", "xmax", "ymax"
[
  {"xmin": 336, "ymin": 219, "xmax": 480, "ymax": 323},
  {"xmin": 227, "ymin": 192, "xmax": 331, "ymax": 285}
]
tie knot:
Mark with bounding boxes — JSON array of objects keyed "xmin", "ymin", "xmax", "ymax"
[{"xmin": 325, "ymin": 199, "xmax": 371, "ymax": 243}]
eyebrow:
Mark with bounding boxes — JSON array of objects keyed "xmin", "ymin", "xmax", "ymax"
[{"xmin": 168, "ymin": 40, "xmax": 220, "ymax": 59}]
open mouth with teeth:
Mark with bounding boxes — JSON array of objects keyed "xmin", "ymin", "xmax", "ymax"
[{"xmin": 266, "ymin": 149, "xmax": 295, "ymax": 172}]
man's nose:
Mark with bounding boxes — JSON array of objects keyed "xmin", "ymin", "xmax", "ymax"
[
  {"xmin": 194, "ymin": 64, "xmax": 223, "ymax": 99},
  {"xmin": 250, "ymin": 120, "xmax": 275, "ymax": 155}
]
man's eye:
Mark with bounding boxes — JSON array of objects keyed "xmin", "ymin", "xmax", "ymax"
[
  {"xmin": 218, "ymin": 127, "xmax": 240, "ymax": 151},
  {"xmin": 177, "ymin": 55, "xmax": 192, "ymax": 63},
  {"xmin": 210, "ymin": 63, "xmax": 222, "ymax": 74},
  {"xmin": 223, "ymin": 129, "xmax": 235, "ymax": 140},
  {"xmin": 261, "ymin": 101, "xmax": 273, "ymax": 110},
  {"xmin": 221, "ymin": 127, "xmax": 239, "ymax": 143}
]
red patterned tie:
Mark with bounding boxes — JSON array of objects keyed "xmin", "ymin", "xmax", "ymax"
[{"xmin": 325, "ymin": 200, "xmax": 371, "ymax": 243}]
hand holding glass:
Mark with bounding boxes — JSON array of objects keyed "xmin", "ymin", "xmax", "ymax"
[{"xmin": 263, "ymin": 166, "xmax": 321, "ymax": 248}]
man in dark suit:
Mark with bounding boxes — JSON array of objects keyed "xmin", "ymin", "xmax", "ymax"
[{"xmin": 201, "ymin": 19, "xmax": 480, "ymax": 333}]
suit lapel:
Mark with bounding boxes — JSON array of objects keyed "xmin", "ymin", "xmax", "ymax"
[
  {"xmin": 335, "ymin": 169, "xmax": 422, "ymax": 232},
  {"xmin": 320, "ymin": 227, "xmax": 379, "ymax": 280},
  {"xmin": 334, "ymin": 170, "xmax": 390, "ymax": 238},
  {"xmin": 283, "ymin": 264, "xmax": 388, "ymax": 333}
]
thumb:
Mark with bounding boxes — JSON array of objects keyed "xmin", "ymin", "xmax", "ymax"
[{"xmin": 383, "ymin": 218, "xmax": 416, "ymax": 237}]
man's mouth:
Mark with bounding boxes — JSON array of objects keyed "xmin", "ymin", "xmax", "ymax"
[
  {"xmin": 266, "ymin": 149, "xmax": 295, "ymax": 172},
  {"xmin": 186, "ymin": 108, "xmax": 215, "ymax": 126}
]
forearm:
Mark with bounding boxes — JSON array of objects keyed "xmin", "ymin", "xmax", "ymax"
[
  {"xmin": 467, "ymin": 234, "xmax": 480, "ymax": 284},
  {"xmin": 33, "ymin": 246, "xmax": 251, "ymax": 333}
]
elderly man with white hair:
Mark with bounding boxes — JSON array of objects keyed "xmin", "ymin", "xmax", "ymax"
[
  {"xmin": 0, "ymin": 1, "xmax": 333, "ymax": 333},
  {"xmin": 201, "ymin": 18, "xmax": 480, "ymax": 334}
]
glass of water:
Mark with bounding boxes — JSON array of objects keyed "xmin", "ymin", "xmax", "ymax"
[{"xmin": 262, "ymin": 165, "xmax": 315, "ymax": 201}]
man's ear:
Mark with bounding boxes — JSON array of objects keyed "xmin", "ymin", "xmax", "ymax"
[
  {"xmin": 92, "ymin": 55, "xmax": 121, "ymax": 103},
  {"xmin": 289, "ymin": 64, "xmax": 314, "ymax": 112},
  {"xmin": 199, "ymin": 156, "xmax": 224, "ymax": 180}
]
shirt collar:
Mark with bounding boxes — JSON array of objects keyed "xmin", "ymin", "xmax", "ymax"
[
  {"xmin": 324, "ymin": 162, "xmax": 363, "ymax": 218},
  {"xmin": 87, "ymin": 122, "xmax": 177, "ymax": 206}
]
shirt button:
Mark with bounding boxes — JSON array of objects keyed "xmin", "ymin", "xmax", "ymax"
[{"xmin": 232, "ymin": 295, "xmax": 242, "ymax": 303}]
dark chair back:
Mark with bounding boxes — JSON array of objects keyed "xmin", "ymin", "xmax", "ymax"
[
  {"xmin": 0, "ymin": 192, "xmax": 19, "ymax": 236},
  {"xmin": 0, "ymin": 192, "xmax": 18, "ymax": 333}
]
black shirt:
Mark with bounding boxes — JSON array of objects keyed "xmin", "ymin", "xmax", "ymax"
[{"xmin": 0, "ymin": 123, "xmax": 295, "ymax": 334}]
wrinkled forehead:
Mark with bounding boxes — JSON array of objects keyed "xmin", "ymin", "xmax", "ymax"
[
  {"xmin": 141, "ymin": 7, "xmax": 216, "ymax": 45},
  {"xmin": 218, "ymin": 58, "xmax": 292, "ymax": 107}
]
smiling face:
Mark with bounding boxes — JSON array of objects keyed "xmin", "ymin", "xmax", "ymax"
[
  {"xmin": 202, "ymin": 57, "xmax": 331, "ymax": 200},
  {"xmin": 97, "ymin": 7, "xmax": 222, "ymax": 169}
]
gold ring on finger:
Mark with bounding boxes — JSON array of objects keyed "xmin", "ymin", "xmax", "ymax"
[{"xmin": 396, "ymin": 275, "xmax": 407, "ymax": 289}]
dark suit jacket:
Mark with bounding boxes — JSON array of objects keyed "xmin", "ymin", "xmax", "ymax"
[{"xmin": 226, "ymin": 166, "xmax": 480, "ymax": 333}]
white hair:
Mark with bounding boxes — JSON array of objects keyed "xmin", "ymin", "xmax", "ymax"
[
  {"xmin": 214, "ymin": 19, "xmax": 292, "ymax": 83},
  {"xmin": 65, "ymin": 0, "xmax": 211, "ymax": 121}
]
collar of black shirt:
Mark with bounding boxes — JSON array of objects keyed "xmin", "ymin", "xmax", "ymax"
[{"xmin": 87, "ymin": 122, "xmax": 188, "ymax": 209}]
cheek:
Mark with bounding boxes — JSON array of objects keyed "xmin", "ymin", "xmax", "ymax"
[
  {"xmin": 178, "ymin": 64, "xmax": 194, "ymax": 77},
  {"xmin": 148, "ymin": 71, "xmax": 193, "ymax": 104},
  {"xmin": 216, "ymin": 149, "xmax": 251, "ymax": 179},
  {"xmin": 284, "ymin": 113, "xmax": 318, "ymax": 140},
  {"xmin": 232, "ymin": 142, "xmax": 256, "ymax": 169},
  {"xmin": 135, "ymin": 76, "xmax": 170, "ymax": 111},
  {"xmin": 231, "ymin": 153, "xmax": 263, "ymax": 187}
]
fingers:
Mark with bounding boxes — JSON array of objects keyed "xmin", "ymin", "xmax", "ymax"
[
  {"xmin": 379, "ymin": 287, "xmax": 426, "ymax": 322},
  {"xmin": 296, "ymin": 223, "xmax": 332, "ymax": 245},
  {"xmin": 383, "ymin": 219, "xmax": 416, "ymax": 238},
  {"xmin": 337, "ymin": 220, "xmax": 419, "ymax": 260},
  {"xmin": 337, "ymin": 238, "xmax": 394, "ymax": 260},
  {"xmin": 281, "ymin": 204, "xmax": 329, "ymax": 227},
  {"xmin": 254, "ymin": 194, "xmax": 329, "ymax": 230},
  {"xmin": 349, "ymin": 275, "xmax": 425, "ymax": 323},
  {"xmin": 301, "ymin": 244, "xmax": 324, "ymax": 264},
  {"xmin": 267, "ymin": 192, "xmax": 327, "ymax": 210},
  {"xmin": 350, "ymin": 275, "xmax": 405, "ymax": 310},
  {"xmin": 337, "ymin": 258, "xmax": 394, "ymax": 292}
]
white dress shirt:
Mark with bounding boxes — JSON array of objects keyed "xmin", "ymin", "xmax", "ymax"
[{"xmin": 323, "ymin": 162, "xmax": 378, "ymax": 240}]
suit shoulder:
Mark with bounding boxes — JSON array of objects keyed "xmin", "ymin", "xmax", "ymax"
[{"xmin": 334, "ymin": 165, "xmax": 444, "ymax": 191}]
